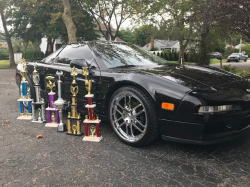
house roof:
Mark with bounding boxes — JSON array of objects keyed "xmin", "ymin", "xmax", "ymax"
[
  {"xmin": 94, "ymin": 23, "xmax": 116, "ymax": 32},
  {"xmin": 156, "ymin": 40, "xmax": 179, "ymax": 48},
  {"xmin": 115, "ymin": 37, "xmax": 125, "ymax": 42}
]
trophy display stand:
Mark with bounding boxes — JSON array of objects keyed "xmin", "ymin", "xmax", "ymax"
[
  {"xmin": 31, "ymin": 63, "xmax": 46, "ymax": 123},
  {"xmin": 66, "ymin": 66, "xmax": 83, "ymax": 136},
  {"xmin": 52, "ymin": 71, "xmax": 67, "ymax": 132},
  {"xmin": 45, "ymin": 76, "xmax": 59, "ymax": 127},
  {"xmin": 82, "ymin": 66, "xmax": 102, "ymax": 142},
  {"xmin": 17, "ymin": 59, "xmax": 32, "ymax": 120}
]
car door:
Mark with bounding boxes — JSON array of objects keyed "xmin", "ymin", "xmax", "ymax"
[{"xmin": 53, "ymin": 44, "xmax": 101, "ymax": 113}]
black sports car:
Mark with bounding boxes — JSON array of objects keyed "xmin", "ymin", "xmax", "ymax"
[{"xmin": 16, "ymin": 41, "xmax": 250, "ymax": 146}]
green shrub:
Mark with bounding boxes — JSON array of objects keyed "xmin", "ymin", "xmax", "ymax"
[
  {"xmin": 157, "ymin": 52, "xmax": 159, "ymax": 56},
  {"xmin": 0, "ymin": 48, "xmax": 9, "ymax": 60},
  {"xmin": 241, "ymin": 43, "xmax": 250, "ymax": 56},
  {"xmin": 222, "ymin": 65, "xmax": 237, "ymax": 74},
  {"xmin": 23, "ymin": 50, "xmax": 44, "ymax": 60}
]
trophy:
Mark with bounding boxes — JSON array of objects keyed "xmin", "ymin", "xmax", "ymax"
[
  {"xmin": 17, "ymin": 59, "xmax": 32, "ymax": 120},
  {"xmin": 31, "ymin": 63, "xmax": 46, "ymax": 123},
  {"xmin": 52, "ymin": 71, "xmax": 67, "ymax": 132},
  {"xmin": 82, "ymin": 66, "xmax": 102, "ymax": 142},
  {"xmin": 45, "ymin": 76, "xmax": 59, "ymax": 127},
  {"xmin": 66, "ymin": 66, "xmax": 83, "ymax": 136}
]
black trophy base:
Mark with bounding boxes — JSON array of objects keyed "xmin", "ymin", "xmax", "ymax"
[{"xmin": 66, "ymin": 132, "xmax": 83, "ymax": 136}]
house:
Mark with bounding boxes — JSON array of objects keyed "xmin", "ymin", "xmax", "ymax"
[
  {"xmin": 143, "ymin": 37, "xmax": 180, "ymax": 52},
  {"xmin": 0, "ymin": 41, "xmax": 8, "ymax": 48},
  {"xmin": 40, "ymin": 23, "xmax": 124, "ymax": 53}
]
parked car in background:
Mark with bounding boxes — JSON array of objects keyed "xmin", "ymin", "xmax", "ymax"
[
  {"xmin": 210, "ymin": 52, "xmax": 222, "ymax": 59},
  {"xmin": 227, "ymin": 52, "xmax": 248, "ymax": 62}
]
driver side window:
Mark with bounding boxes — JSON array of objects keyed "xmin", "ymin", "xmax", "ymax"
[{"xmin": 56, "ymin": 44, "xmax": 98, "ymax": 68}]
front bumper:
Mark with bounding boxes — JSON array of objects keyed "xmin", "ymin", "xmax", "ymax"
[{"xmin": 159, "ymin": 113, "xmax": 250, "ymax": 145}]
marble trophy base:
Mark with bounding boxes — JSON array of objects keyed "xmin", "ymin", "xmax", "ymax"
[
  {"xmin": 32, "ymin": 120, "xmax": 46, "ymax": 123},
  {"xmin": 17, "ymin": 115, "xmax": 33, "ymax": 120},
  {"xmin": 82, "ymin": 136, "xmax": 103, "ymax": 142},
  {"xmin": 45, "ymin": 123, "xmax": 59, "ymax": 127}
]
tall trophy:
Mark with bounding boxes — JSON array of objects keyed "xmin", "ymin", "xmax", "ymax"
[
  {"xmin": 17, "ymin": 59, "xmax": 32, "ymax": 120},
  {"xmin": 82, "ymin": 66, "xmax": 102, "ymax": 142},
  {"xmin": 45, "ymin": 76, "xmax": 59, "ymax": 127},
  {"xmin": 31, "ymin": 63, "xmax": 46, "ymax": 123},
  {"xmin": 52, "ymin": 71, "xmax": 67, "ymax": 132},
  {"xmin": 66, "ymin": 66, "xmax": 83, "ymax": 136}
]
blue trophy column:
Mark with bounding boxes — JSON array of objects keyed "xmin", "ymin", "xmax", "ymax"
[
  {"xmin": 20, "ymin": 101, "xmax": 23, "ymax": 114},
  {"xmin": 28, "ymin": 101, "xmax": 31, "ymax": 113},
  {"xmin": 22, "ymin": 82, "xmax": 26, "ymax": 96}
]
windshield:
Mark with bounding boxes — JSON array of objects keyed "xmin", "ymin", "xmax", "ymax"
[{"xmin": 88, "ymin": 42, "xmax": 168, "ymax": 68}]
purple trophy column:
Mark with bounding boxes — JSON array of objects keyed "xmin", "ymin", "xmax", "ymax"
[
  {"xmin": 55, "ymin": 111, "xmax": 59, "ymax": 124},
  {"xmin": 49, "ymin": 94, "xmax": 54, "ymax": 108},
  {"xmin": 47, "ymin": 110, "xmax": 51, "ymax": 123}
]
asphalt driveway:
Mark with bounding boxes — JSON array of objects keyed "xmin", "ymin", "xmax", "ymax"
[
  {"xmin": 211, "ymin": 59, "xmax": 250, "ymax": 70},
  {"xmin": 1, "ymin": 69, "xmax": 250, "ymax": 186}
]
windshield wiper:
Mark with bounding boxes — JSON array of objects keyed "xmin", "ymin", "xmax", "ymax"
[{"xmin": 110, "ymin": 65, "xmax": 137, "ymax": 69}]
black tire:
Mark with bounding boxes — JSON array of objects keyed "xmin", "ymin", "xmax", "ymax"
[
  {"xmin": 236, "ymin": 59, "xmax": 239, "ymax": 62},
  {"xmin": 108, "ymin": 86, "xmax": 159, "ymax": 147},
  {"xmin": 227, "ymin": 60, "xmax": 230, "ymax": 62},
  {"xmin": 244, "ymin": 58, "xmax": 247, "ymax": 62}
]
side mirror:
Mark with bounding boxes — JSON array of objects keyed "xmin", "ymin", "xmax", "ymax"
[{"xmin": 70, "ymin": 59, "xmax": 88, "ymax": 69}]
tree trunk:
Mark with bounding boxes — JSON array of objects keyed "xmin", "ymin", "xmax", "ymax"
[
  {"xmin": 178, "ymin": 40, "xmax": 188, "ymax": 64},
  {"xmin": 61, "ymin": 0, "xmax": 77, "ymax": 44},
  {"xmin": 197, "ymin": 28, "xmax": 210, "ymax": 65},
  {"xmin": 0, "ymin": 12, "xmax": 15, "ymax": 67}
]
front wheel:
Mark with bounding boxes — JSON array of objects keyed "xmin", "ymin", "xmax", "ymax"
[
  {"xmin": 244, "ymin": 58, "xmax": 247, "ymax": 62},
  {"xmin": 109, "ymin": 86, "xmax": 159, "ymax": 146}
]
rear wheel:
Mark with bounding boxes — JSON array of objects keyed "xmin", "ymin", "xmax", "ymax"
[
  {"xmin": 244, "ymin": 58, "xmax": 247, "ymax": 62},
  {"xmin": 109, "ymin": 86, "xmax": 159, "ymax": 146}
]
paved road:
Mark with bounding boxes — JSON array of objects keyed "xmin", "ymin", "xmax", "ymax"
[
  {"xmin": 1, "ymin": 69, "xmax": 250, "ymax": 187},
  {"xmin": 211, "ymin": 60, "xmax": 250, "ymax": 70}
]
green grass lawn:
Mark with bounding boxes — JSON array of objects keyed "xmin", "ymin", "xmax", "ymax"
[
  {"xmin": 210, "ymin": 58, "xmax": 227, "ymax": 64},
  {"xmin": 0, "ymin": 60, "xmax": 18, "ymax": 68}
]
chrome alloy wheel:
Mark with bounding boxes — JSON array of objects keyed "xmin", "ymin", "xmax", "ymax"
[
  {"xmin": 20, "ymin": 83, "xmax": 31, "ymax": 108},
  {"xmin": 110, "ymin": 91, "xmax": 147, "ymax": 143}
]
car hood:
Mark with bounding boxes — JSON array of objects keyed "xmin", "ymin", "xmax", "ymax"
[
  {"xmin": 109, "ymin": 64, "xmax": 246, "ymax": 91},
  {"xmin": 228, "ymin": 54, "xmax": 239, "ymax": 58}
]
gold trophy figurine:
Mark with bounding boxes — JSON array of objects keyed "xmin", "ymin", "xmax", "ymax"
[
  {"xmin": 71, "ymin": 66, "xmax": 78, "ymax": 84},
  {"xmin": 20, "ymin": 59, "xmax": 27, "ymax": 82},
  {"xmin": 82, "ymin": 66, "xmax": 92, "ymax": 95},
  {"xmin": 46, "ymin": 76, "xmax": 56, "ymax": 93}
]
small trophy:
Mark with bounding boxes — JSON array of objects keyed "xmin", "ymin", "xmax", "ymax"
[
  {"xmin": 52, "ymin": 71, "xmax": 67, "ymax": 132},
  {"xmin": 17, "ymin": 59, "xmax": 32, "ymax": 120},
  {"xmin": 66, "ymin": 66, "xmax": 83, "ymax": 136},
  {"xmin": 82, "ymin": 66, "xmax": 102, "ymax": 142},
  {"xmin": 45, "ymin": 76, "xmax": 59, "ymax": 127},
  {"xmin": 31, "ymin": 63, "xmax": 46, "ymax": 123}
]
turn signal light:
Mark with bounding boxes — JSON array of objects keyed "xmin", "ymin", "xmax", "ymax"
[{"xmin": 162, "ymin": 103, "xmax": 174, "ymax": 110}]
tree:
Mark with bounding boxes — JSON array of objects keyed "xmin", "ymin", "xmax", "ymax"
[
  {"xmin": 0, "ymin": 0, "xmax": 27, "ymax": 66},
  {"xmin": 79, "ymin": 0, "xmax": 137, "ymax": 41},
  {"xmin": 14, "ymin": 0, "xmax": 97, "ymax": 53},
  {"xmin": 136, "ymin": 0, "xmax": 197, "ymax": 63},
  {"xmin": 208, "ymin": 0, "xmax": 250, "ymax": 40},
  {"xmin": 118, "ymin": 28, "xmax": 135, "ymax": 43},
  {"xmin": 61, "ymin": 0, "xmax": 77, "ymax": 43}
]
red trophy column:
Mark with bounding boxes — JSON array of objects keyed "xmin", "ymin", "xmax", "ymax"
[{"xmin": 82, "ymin": 66, "xmax": 102, "ymax": 142}]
